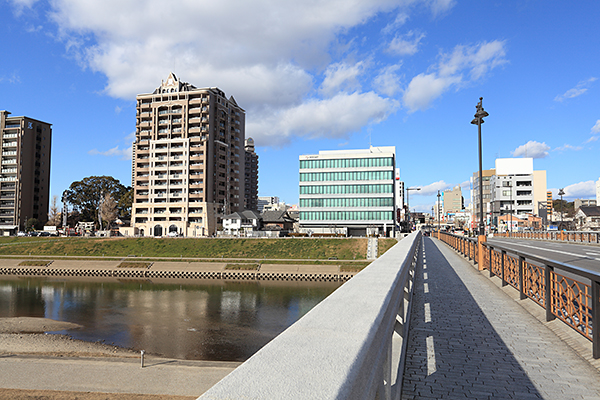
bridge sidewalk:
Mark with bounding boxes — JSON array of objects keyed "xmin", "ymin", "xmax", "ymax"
[{"xmin": 401, "ymin": 237, "xmax": 600, "ymax": 399}]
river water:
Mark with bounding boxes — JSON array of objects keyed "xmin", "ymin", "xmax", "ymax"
[{"xmin": 0, "ymin": 277, "xmax": 342, "ymax": 361}]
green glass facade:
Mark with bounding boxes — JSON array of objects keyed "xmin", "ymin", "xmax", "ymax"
[
  {"xmin": 299, "ymin": 184, "xmax": 393, "ymax": 195},
  {"xmin": 298, "ymin": 147, "xmax": 396, "ymax": 235},
  {"xmin": 300, "ymin": 211, "xmax": 393, "ymax": 221},
  {"xmin": 299, "ymin": 170, "xmax": 393, "ymax": 182}
]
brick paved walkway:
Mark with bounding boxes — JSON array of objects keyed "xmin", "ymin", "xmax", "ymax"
[{"xmin": 401, "ymin": 237, "xmax": 600, "ymax": 399}]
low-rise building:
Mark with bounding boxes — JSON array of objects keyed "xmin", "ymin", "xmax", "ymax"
[
  {"xmin": 575, "ymin": 206, "xmax": 600, "ymax": 231},
  {"xmin": 221, "ymin": 210, "xmax": 262, "ymax": 236}
]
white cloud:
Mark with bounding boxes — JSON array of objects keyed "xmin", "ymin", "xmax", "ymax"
[
  {"xmin": 511, "ymin": 140, "xmax": 550, "ymax": 159},
  {"xmin": 554, "ymin": 77, "xmax": 597, "ymax": 102},
  {"xmin": 320, "ymin": 62, "xmax": 366, "ymax": 96},
  {"xmin": 89, "ymin": 145, "xmax": 132, "ymax": 161},
  {"xmin": 248, "ymin": 92, "xmax": 399, "ymax": 146},
  {"xmin": 554, "ymin": 144, "xmax": 583, "ymax": 152},
  {"xmin": 551, "ymin": 181, "xmax": 596, "ymax": 199},
  {"xmin": 415, "ymin": 180, "xmax": 451, "ymax": 196},
  {"xmin": 89, "ymin": 131, "xmax": 135, "ymax": 160},
  {"xmin": 381, "ymin": 12, "xmax": 410, "ymax": 35},
  {"xmin": 403, "ymin": 73, "xmax": 458, "ymax": 112},
  {"xmin": 586, "ymin": 136, "xmax": 599, "ymax": 143},
  {"xmin": 374, "ymin": 64, "xmax": 403, "ymax": 96},
  {"xmin": 388, "ymin": 30, "xmax": 425, "ymax": 56},
  {"xmin": 429, "ymin": 0, "xmax": 456, "ymax": 17},
  {"xmin": 8, "ymin": 0, "xmax": 39, "ymax": 16},
  {"xmin": 43, "ymin": 0, "xmax": 423, "ymax": 146},
  {"xmin": 403, "ymin": 40, "xmax": 507, "ymax": 112},
  {"xmin": 592, "ymin": 120, "xmax": 600, "ymax": 133}
]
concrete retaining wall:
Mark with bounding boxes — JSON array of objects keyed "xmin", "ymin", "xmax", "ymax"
[{"xmin": 0, "ymin": 260, "xmax": 357, "ymax": 282}]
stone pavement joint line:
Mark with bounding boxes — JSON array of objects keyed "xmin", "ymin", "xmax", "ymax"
[{"xmin": 401, "ymin": 237, "xmax": 600, "ymax": 400}]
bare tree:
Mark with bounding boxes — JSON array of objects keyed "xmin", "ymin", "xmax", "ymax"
[
  {"xmin": 100, "ymin": 193, "xmax": 118, "ymax": 231},
  {"xmin": 47, "ymin": 195, "xmax": 61, "ymax": 226}
]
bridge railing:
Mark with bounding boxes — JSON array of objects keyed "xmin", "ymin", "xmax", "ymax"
[
  {"xmin": 198, "ymin": 231, "xmax": 422, "ymax": 400},
  {"xmin": 438, "ymin": 231, "xmax": 600, "ymax": 359},
  {"xmin": 495, "ymin": 230, "xmax": 600, "ymax": 244}
]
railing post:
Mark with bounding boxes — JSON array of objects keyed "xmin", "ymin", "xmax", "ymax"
[
  {"xmin": 593, "ymin": 280, "xmax": 600, "ymax": 359},
  {"xmin": 489, "ymin": 246, "xmax": 494, "ymax": 277},
  {"xmin": 518, "ymin": 256, "xmax": 526, "ymax": 300},
  {"xmin": 544, "ymin": 265, "xmax": 555, "ymax": 322},
  {"xmin": 477, "ymin": 235, "xmax": 486, "ymax": 271},
  {"xmin": 501, "ymin": 250, "xmax": 507, "ymax": 287}
]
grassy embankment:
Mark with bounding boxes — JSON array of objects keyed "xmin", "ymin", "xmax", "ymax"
[{"xmin": 0, "ymin": 237, "xmax": 398, "ymax": 272}]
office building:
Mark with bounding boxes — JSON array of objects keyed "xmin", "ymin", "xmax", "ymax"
[
  {"xmin": 471, "ymin": 168, "xmax": 495, "ymax": 229},
  {"xmin": 299, "ymin": 146, "xmax": 397, "ymax": 237},
  {"xmin": 244, "ymin": 138, "xmax": 258, "ymax": 211},
  {"xmin": 574, "ymin": 199, "xmax": 597, "ymax": 210},
  {"xmin": 0, "ymin": 111, "xmax": 51, "ymax": 235},
  {"xmin": 489, "ymin": 158, "xmax": 547, "ymax": 226},
  {"xmin": 257, "ymin": 196, "xmax": 279, "ymax": 213},
  {"xmin": 442, "ymin": 186, "xmax": 464, "ymax": 218},
  {"xmin": 131, "ymin": 73, "xmax": 245, "ymax": 237}
]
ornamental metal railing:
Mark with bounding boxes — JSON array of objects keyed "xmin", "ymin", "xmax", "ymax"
[
  {"xmin": 438, "ymin": 231, "xmax": 600, "ymax": 359},
  {"xmin": 198, "ymin": 231, "xmax": 421, "ymax": 400},
  {"xmin": 495, "ymin": 230, "xmax": 600, "ymax": 244}
]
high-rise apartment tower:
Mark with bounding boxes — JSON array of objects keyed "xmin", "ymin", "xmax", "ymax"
[
  {"xmin": 131, "ymin": 73, "xmax": 245, "ymax": 237},
  {"xmin": 244, "ymin": 138, "xmax": 258, "ymax": 211},
  {"xmin": 0, "ymin": 110, "xmax": 52, "ymax": 235}
]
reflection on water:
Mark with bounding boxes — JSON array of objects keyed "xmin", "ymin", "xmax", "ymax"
[{"xmin": 0, "ymin": 277, "xmax": 341, "ymax": 361}]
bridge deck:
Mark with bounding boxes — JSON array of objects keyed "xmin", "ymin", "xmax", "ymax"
[{"xmin": 402, "ymin": 237, "xmax": 600, "ymax": 399}]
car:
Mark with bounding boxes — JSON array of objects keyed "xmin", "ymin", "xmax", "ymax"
[
  {"xmin": 167, "ymin": 231, "xmax": 179, "ymax": 237},
  {"xmin": 38, "ymin": 231, "xmax": 51, "ymax": 237},
  {"xmin": 17, "ymin": 231, "xmax": 26, "ymax": 237},
  {"xmin": 28, "ymin": 231, "xmax": 39, "ymax": 237}
]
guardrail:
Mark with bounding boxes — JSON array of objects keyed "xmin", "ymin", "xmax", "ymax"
[
  {"xmin": 495, "ymin": 230, "xmax": 600, "ymax": 244},
  {"xmin": 438, "ymin": 231, "xmax": 600, "ymax": 359},
  {"xmin": 198, "ymin": 231, "xmax": 421, "ymax": 400}
]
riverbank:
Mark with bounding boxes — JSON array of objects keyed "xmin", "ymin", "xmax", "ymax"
[
  {"xmin": 0, "ymin": 317, "xmax": 140, "ymax": 357},
  {"xmin": 0, "ymin": 258, "xmax": 361, "ymax": 281},
  {"xmin": 0, "ymin": 317, "xmax": 239, "ymax": 399}
]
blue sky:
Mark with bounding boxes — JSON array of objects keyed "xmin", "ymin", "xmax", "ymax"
[{"xmin": 2, "ymin": 0, "xmax": 599, "ymax": 214}]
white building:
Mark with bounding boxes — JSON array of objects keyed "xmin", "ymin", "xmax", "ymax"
[
  {"xmin": 489, "ymin": 158, "xmax": 547, "ymax": 227},
  {"xmin": 299, "ymin": 146, "xmax": 398, "ymax": 237}
]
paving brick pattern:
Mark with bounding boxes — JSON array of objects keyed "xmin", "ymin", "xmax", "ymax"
[{"xmin": 401, "ymin": 237, "xmax": 600, "ymax": 399}]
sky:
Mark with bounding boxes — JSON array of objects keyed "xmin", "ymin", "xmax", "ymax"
[{"xmin": 2, "ymin": 0, "xmax": 599, "ymax": 214}]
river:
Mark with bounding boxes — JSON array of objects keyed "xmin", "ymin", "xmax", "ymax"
[{"xmin": 0, "ymin": 277, "xmax": 342, "ymax": 361}]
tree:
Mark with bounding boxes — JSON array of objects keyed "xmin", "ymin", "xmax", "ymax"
[
  {"xmin": 26, "ymin": 218, "xmax": 42, "ymax": 231},
  {"xmin": 46, "ymin": 195, "xmax": 61, "ymax": 226},
  {"xmin": 117, "ymin": 186, "xmax": 133, "ymax": 220},
  {"xmin": 64, "ymin": 176, "xmax": 128, "ymax": 227},
  {"xmin": 100, "ymin": 193, "xmax": 118, "ymax": 230}
]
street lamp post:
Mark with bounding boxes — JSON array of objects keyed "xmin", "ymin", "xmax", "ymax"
[
  {"xmin": 406, "ymin": 187, "xmax": 421, "ymax": 230},
  {"xmin": 437, "ymin": 190, "xmax": 441, "ymax": 233},
  {"xmin": 471, "ymin": 97, "xmax": 489, "ymax": 236},
  {"xmin": 509, "ymin": 181, "xmax": 513, "ymax": 237},
  {"xmin": 558, "ymin": 188, "xmax": 565, "ymax": 230}
]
